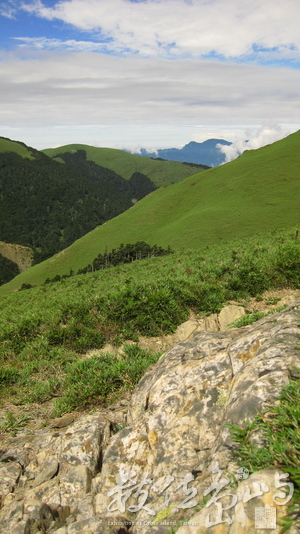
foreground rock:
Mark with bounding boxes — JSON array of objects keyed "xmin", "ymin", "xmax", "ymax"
[
  {"xmin": 135, "ymin": 304, "xmax": 245, "ymax": 354},
  {"xmin": 1, "ymin": 303, "xmax": 300, "ymax": 533}
]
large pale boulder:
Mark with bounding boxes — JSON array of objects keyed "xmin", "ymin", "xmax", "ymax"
[
  {"xmin": 0, "ymin": 303, "xmax": 299, "ymax": 534},
  {"xmin": 175, "ymin": 468, "xmax": 295, "ymax": 534},
  {"xmin": 218, "ymin": 305, "xmax": 245, "ymax": 330},
  {"xmin": 174, "ymin": 319, "xmax": 199, "ymax": 342}
]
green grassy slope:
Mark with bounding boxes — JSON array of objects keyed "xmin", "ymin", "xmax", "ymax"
[
  {"xmin": 1, "ymin": 131, "xmax": 299, "ymax": 295},
  {"xmin": 0, "ymin": 137, "xmax": 35, "ymax": 159},
  {"xmin": 43, "ymin": 144, "xmax": 208, "ymax": 186},
  {"xmin": 1, "ymin": 227, "xmax": 300, "ymax": 414}
]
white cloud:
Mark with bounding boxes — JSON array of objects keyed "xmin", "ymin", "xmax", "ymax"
[
  {"xmin": 1, "ymin": 1, "xmax": 299, "ymax": 150},
  {"xmin": 0, "ymin": 8, "xmax": 15, "ymax": 18},
  {"xmin": 1, "ymin": 50, "xmax": 300, "ymax": 130},
  {"xmin": 20, "ymin": 0, "xmax": 300, "ymax": 60},
  {"xmin": 13, "ymin": 37, "xmax": 116, "ymax": 53},
  {"xmin": 217, "ymin": 124, "xmax": 290, "ymax": 162},
  {"xmin": 126, "ymin": 145, "xmax": 159, "ymax": 155},
  {"xmin": 0, "ymin": 0, "xmax": 18, "ymax": 18}
]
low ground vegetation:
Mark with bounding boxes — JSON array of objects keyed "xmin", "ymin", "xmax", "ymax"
[
  {"xmin": 229, "ymin": 371, "xmax": 300, "ymax": 532},
  {"xmin": 39, "ymin": 241, "xmax": 173, "ymax": 282},
  {"xmin": 0, "ymin": 227, "xmax": 300, "ymax": 416},
  {"xmin": 229, "ymin": 305, "xmax": 287, "ymax": 328}
]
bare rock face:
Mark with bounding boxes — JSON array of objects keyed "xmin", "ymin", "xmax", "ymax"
[
  {"xmin": 0, "ymin": 303, "xmax": 299, "ymax": 534},
  {"xmin": 218, "ymin": 305, "xmax": 245, "ymax": 330},
  {"xmin": 175, "ymin": 468, "xmax": 297, "ymax": 534}
]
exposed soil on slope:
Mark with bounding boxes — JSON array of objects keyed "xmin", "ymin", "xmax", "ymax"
[{"xmin": 0, "ymin": 241, "xmax": 33, "ymax": 272}]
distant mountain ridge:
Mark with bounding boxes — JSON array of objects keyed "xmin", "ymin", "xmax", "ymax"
[
  {"xmin": 43, "ymin": 143, "xmax": 209, "ymax": 186},
  {"xmin": 130, "ymin": 138, "xmax": 232, "ymax": 167},
  {"xmin": 2, "ymin": 130, "xmax": 299, "ymax": 295},
  {"xmin": 0, "ymin": 136, "xmax": 208, "ymax": 284},
  {"xmin": 0, "ymin": 140, "xmax": 150, "ymax": 266}
]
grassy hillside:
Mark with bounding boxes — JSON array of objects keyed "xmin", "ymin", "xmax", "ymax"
[
  {"xmin": 0, "ymin": 137, "xmax": 35, "ymax": 160},
  {"xmin": 0, "ymin": 136, "xmax": 206, "ymax": 286},
  {"xmin": 0, "ymin": 227, "xmax": 300, "ymax": 415},
  {"xmin": 0, "ymin": 139, "xmax": 158, "ymax": 268},
  {"xmin": 2, "ymin": 131, "xmax": 299, "ymax": 294},
  {"xmin": 1, "ymin": 227, "xmax": 299, "ymax": 527},
  {"xmin": 43, "ymin": 144, "xmax": 208, "ymax": 186}
]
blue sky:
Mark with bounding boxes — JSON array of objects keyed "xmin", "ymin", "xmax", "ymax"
[
  {"xmin": 1, "ymin": 8, "xmax": 78, "ymax": 50},
  {"xmin": 0, "ymin": 0, "xmax": 299, "ymax": 152}
]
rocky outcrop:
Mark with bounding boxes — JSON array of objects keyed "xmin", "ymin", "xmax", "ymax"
[
  {"xmin": 217, "ymin": 304, "xmax": 245, "ymax": 330},
  {"xmin": 134, "ymin": 304, "xmax": 245, "ymax": 355},
  {"xmin": 0, "ymin": 303, "xmax": 299, "ymax": 534}
]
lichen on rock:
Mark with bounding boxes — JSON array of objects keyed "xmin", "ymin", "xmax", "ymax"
[{"xmin": 1, "ymin": 302, "xmax": 300, "ymax": 533}]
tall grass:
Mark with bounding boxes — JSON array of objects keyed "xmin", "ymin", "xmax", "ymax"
[
  {"xmin": 0, "ymin": 227, "xmax": 300, "ymax": 416},
  {"xmin": 228, "ymin": 372, "xmax": 300, "ymax": 532}
]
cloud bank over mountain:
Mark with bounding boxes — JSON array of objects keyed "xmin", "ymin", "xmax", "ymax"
[{"xmin": 217, "ymin": 124, "xmax": 290, "ymax": 162}]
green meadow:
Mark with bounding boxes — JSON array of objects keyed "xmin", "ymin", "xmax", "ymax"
[
  {"xmin": 3, "ymin": 130, "xmax": 300, "ymax": 294},
  {"xmin": 1, "ymin": 226, "xmax": 300, "ymax": 416},
  {"xmin": 43, "ymin": 143, "xmax": 207, "ymax": 186},
  {"xmin": 0, "ymin": 137, "xmax": 35, "ymax": 159}
]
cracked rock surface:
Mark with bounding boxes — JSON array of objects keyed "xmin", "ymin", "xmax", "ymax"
[{"xmin": 1, "ymin": 303, "xmax": 300, "ymax": 533}]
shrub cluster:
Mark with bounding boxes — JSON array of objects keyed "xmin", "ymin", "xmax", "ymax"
[
  {"xmin": 228, "ymin": 371, "xmax": 300, "ymax": 532},
  {"xmin": 1, "ymin": 227, "xmax": 300, "ymax": 417},
  {"xmin": 41, "ymin": 242, "xmax": 173, "ymax": 284},
  {"xmin": 78, "ymin": 241, "xmax": 173, "ymax": 275}
]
